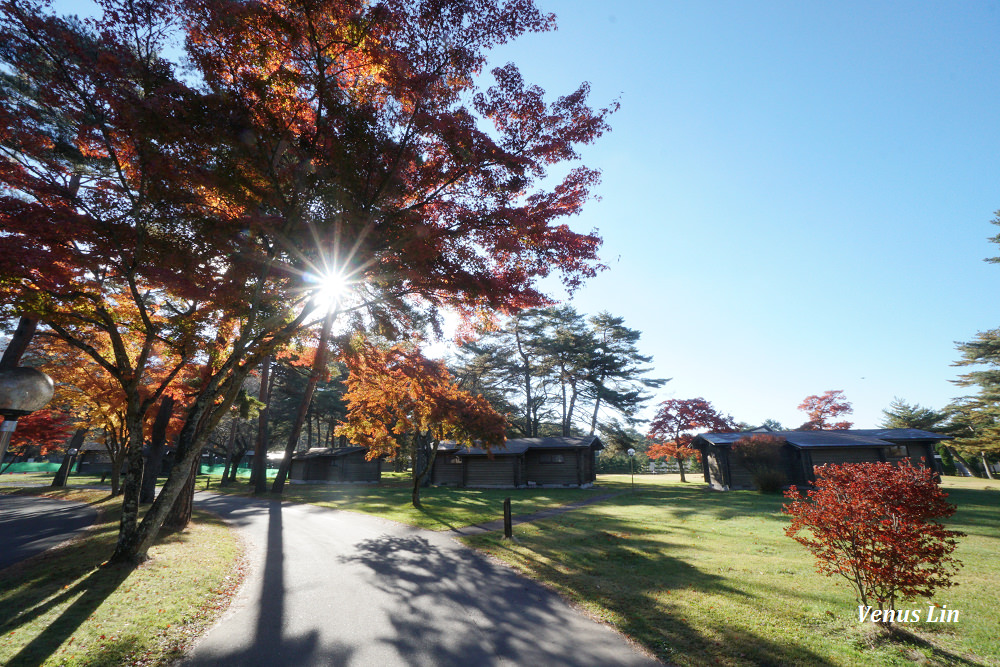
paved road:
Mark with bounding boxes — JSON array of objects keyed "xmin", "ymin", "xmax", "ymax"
[
  {"xmin": 0, "ymin": 495, "xmax": 98, "ymax": 571},
  {"xmin": 185, "ymin": 492, "xmax": 661, "ymax": 666}
]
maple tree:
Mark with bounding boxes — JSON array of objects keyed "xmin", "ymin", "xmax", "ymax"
[
  {"xmin": 783, "ymin": 462, "xmax": 964, "ymax": 627},
  {"xmin": 336, "ymin": 336, "xmax": 506, "ymax": 507},
  {"xmin": 1, "ymin": 0, "xmax": 612, "ymax": 562},
  {"xmin": 647, "ymin": 398, "xmax": 733, "ymax": 482},
  {"xmin": 33, "ymin": 332, "xmax": 189, "ymax": 496},
  {"xmin": 0, "ymin": 0, "xmax": 256, "ymax": 561},
  {"xmin": 797, "ymin": 390, "xmax": 853, "ymax": 430},
  {"xmin": 646, "ymin": 434, "xmax": 699, "ymax": 478},
  {"xmin": 0, "ymin": 410, "xmax": 74, "ymax": 471}
]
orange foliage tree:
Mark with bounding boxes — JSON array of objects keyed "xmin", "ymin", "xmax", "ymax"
[
  {"xmin": 647, "ymin": 435, "xmax": 699, "ymax": 475},
  {"xmin": 798, "ymin": 390, "xmax": 853, "ymax": 430},
  {"xmin": 337, "ymin": 337, "xmax": 507, "ymax": 507},
  {"xmin": 2, "ymin": 0, "xmax": 610, "ymax": 563},
  {"xmin": 35, "ymin": 336, "xmax": 189, "ymax": 496},
  {"xmin": 647, "ymin": 398, "xmax": 734, "ymax": 482}
]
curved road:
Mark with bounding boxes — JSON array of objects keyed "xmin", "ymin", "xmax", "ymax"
[
  {"xmin": 0, "ymin": 495, "xmax": 98, "ymax": 571},
  {"xmin": 185, "ymin": 492, "xmax": 661, "ymax": 666}
]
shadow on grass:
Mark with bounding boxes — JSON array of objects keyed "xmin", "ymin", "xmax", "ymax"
[
  {"xmin": 75, "ymin": 634, "xmax": 145, "ymax": 667},
  {"xmin": 2, "ymin": 562, "xmax": 132, "ymax": 667},
  {"xmin": 4, "ymin": 486, "xmax": 114, "ymax": 506},
  {"xmin": 466, "ymin": 507, "xmax": 840, "ymax": 667},
  {"xmin": 870, "ymin": 626, "xmax": 991, "ymax": 667}
]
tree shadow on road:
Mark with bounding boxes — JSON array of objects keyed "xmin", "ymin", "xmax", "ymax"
[
  {"xmin": 340, "ymin": 531, "xmax": 669, "ymax": 666},
  {"xmin": 182, "ymin": 499, "xmax": 354, "ymax": 667}
]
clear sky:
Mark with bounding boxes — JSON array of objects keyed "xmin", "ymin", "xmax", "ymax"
[
  {"xmin": 478, "ymin": 0, "xmax": 1000, "ymax": 429},
  {"xmin": 50, "ymin": 0, "xmax": 1000, "ymax": 430}
]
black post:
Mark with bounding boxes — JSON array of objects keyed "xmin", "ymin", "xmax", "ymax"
[
  {"xmin": 630, "ymin": 456, "xmax": 634, "ymax": 493},
  {"xmin": 503, "ymin": 497, "xmax": 512, "ymax": 539}
]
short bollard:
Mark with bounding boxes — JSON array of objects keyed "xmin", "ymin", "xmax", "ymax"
[{"xmin": 503, "ymin": 496, "xmax": 512, "ymax": 539}]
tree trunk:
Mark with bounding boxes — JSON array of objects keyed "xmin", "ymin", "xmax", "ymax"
[
  {"xmin": 676, "ymin": 453, "xmax": 687, "ymax": 482},
  {"xmin": 271, "ymin": 307, "xmax": 336, "ymax": 494},
  {"xmin": 564, "ymin": 379, "xmax": 579, "ymax": 436},
  {"xmin": 252, "ymin": 356, "xmax": 273, "ymax": 495},
  {"xmin": 221, "ymin": 415, "xmax": 237, "ymax": 487},
  {"xmin": 411, "ymin": 432, "xmax": 438, "ymax": 508},
  {"xmin": 142, "ymin": 396, "xmax": 174, "ymax": 502},
  {"xmin": 52, "ymin": 428, "xmax": 87, "ymax": 487},
  {"xmin": 947, "ymin": 446, "xmax": 980, "ymax": 478},
  {"xmin": 982, "ymin": 451, "xmax": 995, "ymax": 479},
  {"xmin": 109, "ymin": 446, "xmax": 125, "ymax": 496},
  {"xmin": 515, "ymin": 327, "xmax": 534, "ymax": 437},
  {"xmin": 163, "ymin": 455, "xmax": 199, "ymax": 531},
  {"xmin": 0, "ymin": 316, "xmax": 38, "ymax": 370},
  {"xmin": 110, "ymin": 403, "xmax": 149, "ymax": 559},
  {"xmin": 111, "ymin": 383, "xmax": 217, "ymax": 563},
  {"xmin": 590, "ymin": 394, "xmax": 603, "ymax": 436}
]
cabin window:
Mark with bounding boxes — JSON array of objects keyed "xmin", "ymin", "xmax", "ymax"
[
  {"xmin": 539, "ymin": 453, "xmax": 565, "ymax": 464},
  {"xmin": 885, "ymin": 445, "xmax": 907, "ymax": 458},
  {"xmin": 448, "ymin": 456, "xmax": 463, "ymax": 464}
]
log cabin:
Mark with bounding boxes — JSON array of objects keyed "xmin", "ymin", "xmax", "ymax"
[
  {"xmin": 289, "ymin": 446, "xmax": 382, "ymax": 484},
  {"xmin": 431, "ymin": 435, "xmax": 604, "ymax": 488},
  {"xmin": 693, "ymin": 428, "xmax": 948, "ymax": 491}
]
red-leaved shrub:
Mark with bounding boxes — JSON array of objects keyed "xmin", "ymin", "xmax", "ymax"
[{"xmin": 783, "ymin": 461, "xmax": 963, "ymax": 625}]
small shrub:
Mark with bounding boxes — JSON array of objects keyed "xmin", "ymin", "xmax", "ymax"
[
  {"xmin": 731, "ymin": 434, "xmax": 787, "ymax": 493},
  {"xmin": 753, "ymin": 468, "xmax": 787, "ymax": 494},
  {"xmin": 783, "ymin": 461, "xmax": 964, "ymax": 627}
]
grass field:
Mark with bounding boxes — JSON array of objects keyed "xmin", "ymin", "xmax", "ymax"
[
  {"xmin": 462, "ymin": 475, "xmax": 1000, "ymax": 667},
  {"xmin": 200, "ymin": 469, "xmax": 621, "ymax": 530},
  {"xmin": 0, "ymin": 487, "xmax": 244, "ymax": 667},
  {"xmin": 4, "ymin": 470, "xmax": 997, "ymax": 666}
]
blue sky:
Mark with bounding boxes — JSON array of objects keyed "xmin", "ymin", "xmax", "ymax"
[
  {"xmin": 484, "ymin": 1, "xmax": 1000, "ymax": 428},
  {"xmin": 50, "ymin": 0, "xmax": 1000, "ymax": 430}
]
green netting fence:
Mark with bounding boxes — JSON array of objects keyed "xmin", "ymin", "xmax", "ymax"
[
  {"xmin": 1, "ymin": 462, "xmax": 62, "ymax": 473},
  {"xmin": 1, "ymin": 462, "xmax": 278, "ymax": 478}
]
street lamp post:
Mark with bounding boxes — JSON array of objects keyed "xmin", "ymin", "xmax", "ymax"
[
  {"xmin": 0, "ymin": 367, "xmax": 55, "ymax": 466},
  {"xmin": 627, "ymin": 447, "xmax": 636, "ymax": 493}
]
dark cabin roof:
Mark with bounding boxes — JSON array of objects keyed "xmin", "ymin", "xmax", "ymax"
[
  {"xmin": 292, "ymin": 446, "xmax": 368, "ymax": 460},
  {"xmin": 694, "ymin": 428, "xmax": 949, "ymax": 450},
  {"xmin": 847, "ymin": 429, "xmax": 952, "ymax": 442},
  {"xmin": 437, "ymin": 435, "xmax": 604, "ymax": 457}
]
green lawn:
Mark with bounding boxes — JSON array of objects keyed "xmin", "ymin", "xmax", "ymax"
[
  {"xmin": 5, "ymin": 470, "xmax": 996, "ymax": 666},
  {"xmin": 463, "ymin": 475, "xmax": 1000, "ymax": 667},
  {"xmin": 0, "ymin": 488, "xmax": 244, "ymax": 667},
  {"xmin": 201, "ymin": 470, "xmax": 620, "ymax": 530}
]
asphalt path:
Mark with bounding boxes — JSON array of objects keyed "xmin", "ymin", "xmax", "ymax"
[
  {"xmin": 184, "ymin": 492, "xmax": 662, "ymax": 667},
  {"xmin": 0, "ymin": 495, "xmax": 98, "ymax": 571}
]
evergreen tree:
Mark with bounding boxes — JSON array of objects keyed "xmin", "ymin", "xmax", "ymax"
[
  {"xmin": 454, "ymin": 307, "xmax": 663, "ymax": 438},
  {"xmin": 879, "ymin": 397, "xmax": 947, "ymax": 431},
  {"xmin": 584, "ymin": 312, "xmax": 667, "ymax": 435},
  {"xmin": 947, "ymin": 328, "xmax": 1000, "ymax": 477}
]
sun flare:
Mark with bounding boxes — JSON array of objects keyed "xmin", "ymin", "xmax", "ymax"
[{"xmin": 308, "ymin": 271, "xmax": 349, "ymax": 312}]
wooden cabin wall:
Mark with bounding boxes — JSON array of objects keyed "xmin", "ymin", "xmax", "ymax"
[
  {"xmin": 466, "ymin": 457, "xmax": 516, "ymax": 487},
  {"xmin": 525, "ymin": 450, "xmax": 579, "ymax": 486},
  {"xmin": 433, "ymin": 457, "xmax": 464, "ymax": 485},
  {"xmin": 809, "ymin": 447, "xmax": 882, "ymax": 467}
]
